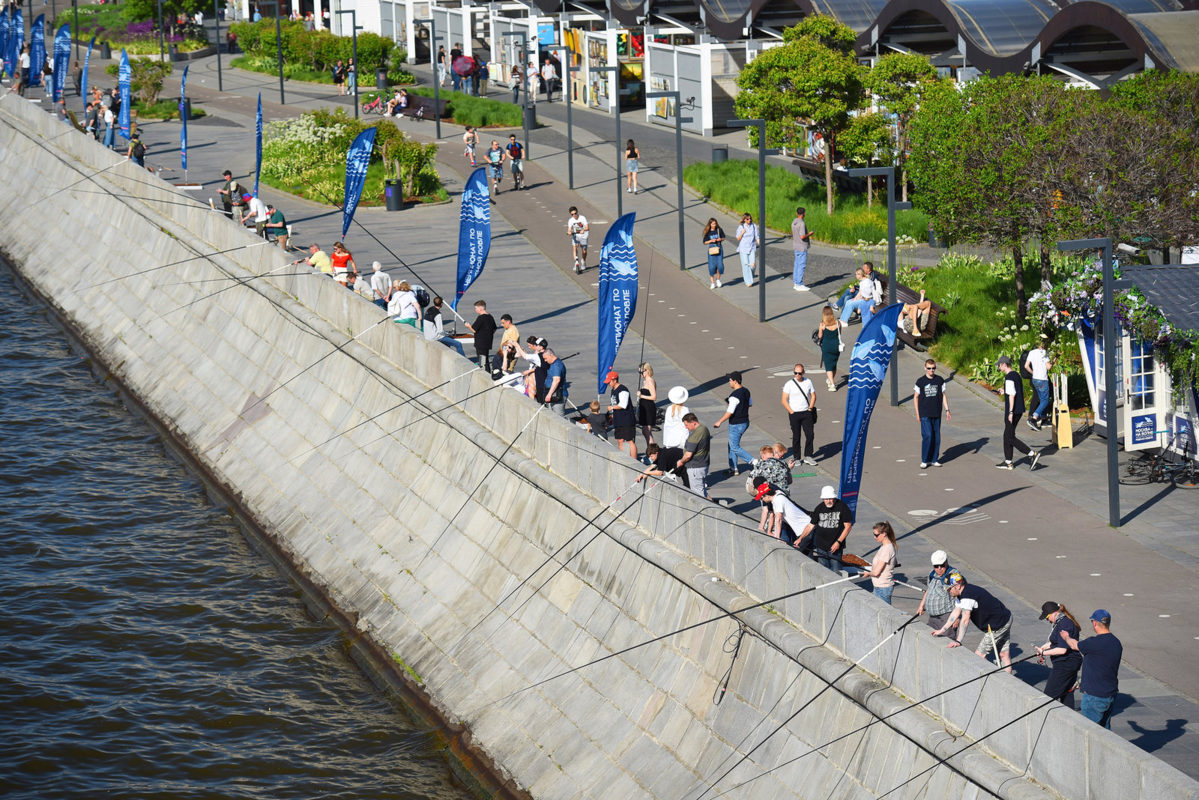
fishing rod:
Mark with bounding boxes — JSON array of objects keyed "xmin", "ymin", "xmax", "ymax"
[{"xmin": 80, "ymin": 242, "xmax": 274, "ymax": 289}]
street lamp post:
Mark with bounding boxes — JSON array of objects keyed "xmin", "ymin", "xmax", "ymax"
[
  {"xmin": 848, "ymin": 165, "xmax": 912, "ymax": 407},
  {"xmin": 256, "ymin": 0, "xmax": 285, "ymax": 104},
  {"xmin": 547, "ymin": 44, "xmax": 577, "ymax": 188},
  {"xmin": 594, "ymin": 65, "xmax": 622, "ymax": 217},
  {"xmin": 214, "ymin": 0, "xmax": 223, "ymax": 91},
  {"xmin": 72, "ymin": 0, "xmax": 79, "ymax": 60},
  {"xmin": 335, "ymin": 9, "xmax": 360, "ymax": 119},
  {"xmin": 1059, "ymin": 237, "xmax": 1124, "ymax": 528},
  {"xmin": 501, "ymin": 30, "xmax": 530, "ymax": 160},
  {"xmin": 416, "ymin": 17, "xmax": 442, "ymax": 139},
  {"xmin": 727, "ymin": 118, "xmax": 779, "ymax": 323},
  {"xmin": 157, "ymin": 0, "xmax": 165, "ymax": 61},
  {"xmin": 647, "ymin": 91, "xmax": 691, "ymax": 272}
]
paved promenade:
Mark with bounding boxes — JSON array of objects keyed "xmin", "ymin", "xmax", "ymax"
[{"xmin": 27, "ymin": 53, "xmax": 1198, "ymax": 775}]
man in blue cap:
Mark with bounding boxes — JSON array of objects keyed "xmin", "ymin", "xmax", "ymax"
[{"xmin": 1062, "ymin": 609, "xmax": 1123, "ymax": 729}]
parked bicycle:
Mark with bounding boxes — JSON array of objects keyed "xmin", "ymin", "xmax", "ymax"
[
  {"xmin": 1121, "ymin": 428, "xmax": 1198, "ymax": 489},
  {"xmin": 360, "ymin": 93, "xmax": 384, "ymax": 115}
]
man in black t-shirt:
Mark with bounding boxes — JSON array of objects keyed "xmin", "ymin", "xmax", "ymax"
[
  {"xmin": 795, "ymin": 485, "xmax": 853, "ymax": 568},
  {"xmin": 997, "ymin": 355, "xmax": 1039, "ymax": 471},
  {"xmin": 465, "ymin": 300, "xmax": 498, "ymax": 371},
  {"xmin": 933, "ymin": 572, "xmax": 1013, "ymax": 672},
  {"xmin": 1062, "ymin": 609, "xmax": 1124, "ymax": 729},
  {"xmin": 914, "ymin": 358, "xmax": 951, "ymax": 469},
  {"xmin": 713, "ymin": 371, "xmax": 754, "ymax": 476},
  {"xmin": 635, "ymin": 443, "xmax": 689, "ymax": 488}
]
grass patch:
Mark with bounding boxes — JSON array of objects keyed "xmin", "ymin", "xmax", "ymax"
[
  {"xmin": 410, "ymin": 86, "xmax": 523, "ymax": 128},
  {"xmin": 135, "ymin": 99, "xmax": 206, "ymax": 120},
  {"xmin": 231, "ymin": 55, "xmax": 327, "ymax": 84},
  {"xmin": 683, "ymin": 160, "xmax": 929, "ymax": 246},
  {"xmin": 391, "ymin": 651, "xmax": 424, "ymax": 684},
  {"xmin": 259, "ymin": 159, "xmax": 447, "ymax": 207}
]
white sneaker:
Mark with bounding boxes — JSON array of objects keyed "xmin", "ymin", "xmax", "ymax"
[
  {"xmin": 797, "ymin": 284, "xmax": 810, "ymax": 292},
  {"xmin": 802, "ymin": 457, "xmax": 817, "ymax": 466},
  {"xmin": 715, "ymin": 279, "xmax": 722, "ymax": 288},
  {"xmin": 709, "ymin": 283, "xmax": 716, "ymax": 290},
  {"xmin": 920, "ymin": 463, "xmax": 928, "ymax": 469}
]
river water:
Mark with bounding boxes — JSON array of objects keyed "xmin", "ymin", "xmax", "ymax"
[{"xmin": 0, "ymin": 264, "xmax": 473, "ymax": 800}]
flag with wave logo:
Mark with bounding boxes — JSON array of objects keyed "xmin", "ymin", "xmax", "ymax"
[
  {"xmin": 838, "ymin": 303, "xmax": 903, "ymax": 516},
  {"xmin": 29, "ymin": 15, "xmax": 44, "ymax": 87},
  {"xmin": 118, "ymin": 49, "xmax": 131, "ymax": 140},
  {"xmin": 52, "ymin": 24, "xmax": 69, "ymax": 102},
  {"xmin": 341, "ymin": 126, "xmax": 376, "ymax": 240},
  {"xmin": 596, "ymin": 212, "xmax": 638, "ymax": 395},
  {"xmin": 254, "ymin": 94, "xmax": 262, "ymax": 197},
  {"xmin": 82, "ymin": 36, "xmax": 94, "ymax": 113},
  {"xmin": 453, "ymin": 167, "xmax": 491, "ymax": 310},
  {"xmin": 0, "ymin": 10, "xmax": 10, "ymax": 79},
  {"xmin": 179, "ymin": 65, "xmax": 189, "ymax": 172},
  {"xmin": 8, "ymin": 8, "xmax": 23, "ymax": 81}
]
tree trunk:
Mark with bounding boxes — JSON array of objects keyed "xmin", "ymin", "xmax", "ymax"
[
  {"xmin": 867, "ymin": 175, "xmax": 873, "ymax": 208},
  {"xmin": 901, "ymin": 167, "xmax": 908, "ymax": 203},
  {"xmin": 1162, "ymin": 246, "xmax": 1171, "ymax": 264},
  {"xmin": 824, "ymin": 138, "xmax": 835, "ymax": 215},
  {"xmin": 1039, "ymin": 241, "xmax": 1052, "ymax": 288},
  {"xmin": 1013, "ymin": 244, "xmax": 1027, "ymax": 321}
]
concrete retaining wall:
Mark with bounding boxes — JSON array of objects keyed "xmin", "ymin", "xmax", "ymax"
[{"xmin": 4, "ymin": 95, "xmax": 1196, "ymax": 800}]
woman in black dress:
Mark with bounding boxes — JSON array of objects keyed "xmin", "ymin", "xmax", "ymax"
[
  {"xmin": 637, "ymin": 362, "xmax": 657, "ymax": 453},
  {"xmin": 1035, "ymin": 602, "xmax": 1084, "ymax": 708}
]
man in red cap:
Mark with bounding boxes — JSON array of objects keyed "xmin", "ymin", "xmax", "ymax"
[
  {"xmin": 755, "ymin": 483, "xmax": 808, "ymax": 545},
  {"xmin": 606, "ymin": 370, "xmax": 638, "ymax": 461}
]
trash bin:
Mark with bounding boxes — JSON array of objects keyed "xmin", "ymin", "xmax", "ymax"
[
  {"xmin": 101, "ymin": 42, "xmax": 112, "ymax": 60},
  {"xmin": 927, "ymin": 222, "xmax": 940, "ymax": 248},
  {"xmin": 169, "ymin": 44, "xmax": 179, "ymax": 60},
  {"xmin": 180, "ymin": 98, "xmax": 191, "ymax": 120},
  {"xmin": 523, "ymin": 104, "xmax": 536, "ymax": 130},
  {"xmin": 385, "ymin": 179, "xmax": 404, "ymax": 211},
  {"xmin": 712, "ymin": 146, "xmax": 728, "ymax": 164},
  {"xmin": 376, "ymin": 68, "xmax": 388, "ymax": 93}
]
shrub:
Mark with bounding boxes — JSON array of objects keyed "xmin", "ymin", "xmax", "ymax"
[
  {"xmin": 229, "ymin": 20, "xmax": 400, "ymax": 83},
  {"xmin": 409, "ymin": 87, "xmax": 522, "ymax": 127},
  {"xmin": 105, "ymin": 58, "xmax": 173, "ymax": 104}
]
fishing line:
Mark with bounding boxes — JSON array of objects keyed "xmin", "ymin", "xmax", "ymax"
[
  {"xmin": 163, "ymin": 258, "xmax": 309, "ymax": 313},
  {"xmin": 80, "ymin": 242, "xmax": 274, "ymax": 289},
  {"xmin": 704, "ymin": 649, "xmax": 1045, "ymax": 800},
  {"xmin": 636, "ymin": 248, "xmax": 654, "ymax": 369},
  {"xmin": 461, "ymin": 575, "xmax": 854, "ymax": 720},
  {"xmin": 689, "ymin": 611, "xmax": 923, "ymax": 800}
]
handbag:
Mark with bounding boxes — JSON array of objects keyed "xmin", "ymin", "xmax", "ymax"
[
  {"xmin": 745, "ymin": 475, "xmax": 757, "ymax": 495},
  {"xmin": 811, "ymin": 328, "xmax": 820, "ymax": 344},
  {"xmin": 837, "ymin": 324, "xmax": 845, "ymax": 353},
  {"xmin": 708, "ymin": 245, "xmax": 721, "ymax": 255}
]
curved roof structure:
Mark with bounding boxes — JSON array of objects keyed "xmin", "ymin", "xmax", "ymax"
[{"xmin": 561, "ymin": 0, "xmax": 1198, "ymax": 85}]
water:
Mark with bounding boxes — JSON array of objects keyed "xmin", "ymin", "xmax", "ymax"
[{"xmin": 0, "ymin": 264, "xmax": 473, "ymax": 800}]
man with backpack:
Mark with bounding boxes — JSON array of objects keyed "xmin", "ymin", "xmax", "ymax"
[
  {"xmin": 996, "ymin": 355, "xmax": 1040, "ymax": 470},
  {"xmin": 126, "ymin": 134, "xmax": 147, "ymax": 168},
  {"xmin": 218, "ymin": 169, "xmax": 245, "ymax": 220},
  {"xmin": 1023, "ymin": 340, "xmax": 1052, "ymax": 431}
]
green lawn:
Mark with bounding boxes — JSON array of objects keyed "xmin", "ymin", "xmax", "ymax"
[
  {"xmin": 682, "ymin": 160, "xmax": 929, "ymax": 246},
  {"xmin": 408, "ymin": 87, "xmax": 523, "ymax": 128}
]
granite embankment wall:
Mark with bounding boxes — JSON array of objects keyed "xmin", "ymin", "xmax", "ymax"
[{"xmin": 3, "ymin": 96, "xmax": 1195, "ymax": 800}]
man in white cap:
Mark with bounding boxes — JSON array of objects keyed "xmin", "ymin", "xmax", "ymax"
[
  {"xmin": 916, "ymin": 550, "xmax": 956, "ymax": 630},
  {"xmin": 794, "ymin": 485, "xmax": 853, "ymax": 569}
]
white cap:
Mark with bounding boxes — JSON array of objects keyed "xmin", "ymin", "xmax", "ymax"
[
  {"xmin": 931, "ymin": 550, "xmax": 948, "ymax": 566},
  {"xmin": 820, "ymin": 485, "xmax": 836, "ymax": 500}
]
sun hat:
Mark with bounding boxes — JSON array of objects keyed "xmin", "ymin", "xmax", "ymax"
[
  {"xmin": 668, "ymin": 386, "xmax": 689, "ymax": 404},
  {"xmin": 820, "ymin": 485, "xmax": 836, "ymax": 500},
  {"xmin": 931, "ymin": 550, "xmax": 948, "ymax": 566}
]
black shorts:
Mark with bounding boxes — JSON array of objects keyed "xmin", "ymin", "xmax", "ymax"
[{"xmin": 614, "ymin": 425, "xmax": 636, "ymax": 441}]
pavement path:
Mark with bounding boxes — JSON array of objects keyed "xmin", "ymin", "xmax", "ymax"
[{"xmin": 24, "ymin": 53, "xmax": 1199, "ymax": 776}]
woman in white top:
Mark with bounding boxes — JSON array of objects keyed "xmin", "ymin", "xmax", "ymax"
[
  {"xmin": 388, "ymin": 280, "xmax": 422, "ymax": 328},
  {"xmin": 867, "ymin": 521, "xmax": 897, "ymax": 605},
  {"xmin": 661, "ymin": 385, "xmax": 690, "ymax": 448}
]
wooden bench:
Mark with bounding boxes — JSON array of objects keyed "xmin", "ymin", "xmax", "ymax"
[
  {"xmin": 791, "ymin": 156, "xmax": 865, "ymax": 194},
  {"xmin": 893, "ymin": 282, "xmax": 946, "ymax": 352},
  {"xmin": 396, "ymin": 94, "xmax": 447, "ymax": 121}
]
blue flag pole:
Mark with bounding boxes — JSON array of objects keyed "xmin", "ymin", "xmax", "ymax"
[
  {"xmin": 81, "ymin": 36, "xmax": 94, "ymax": 114},
  {"xmin": 453, "ymin": 167, "xmax": 492, "ymax": 310},
  {"xmin": 341, "ymin": 127, "xmax": 376, "ymax": 240},
  {"xmin": 52, "ymin": 24, "xmax": 69, "ymax": 103},
  {"xmin": 596, "ymin": 212, "xmax": 639, "ymax": 395},
  {"xmin": 838, "ymin": 303, "xmax": 905, "ymax": 516},
  {"xmin": 179, "ymin": 65, "xmax": 189, "ymax": 178},
  {"xmin": 29, "ymin": 15, "xmax": 44, "ymax": 88},
  {"xmin": 117, "ymin": 49, "xmax": 131, "ymax": 141},
  {"xmin": 254, "ymin": 94, "xmax": 262, "ymax": 198}
]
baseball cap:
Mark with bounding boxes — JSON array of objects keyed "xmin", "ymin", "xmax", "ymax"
[
  {"xmin": 1038, "ymin": 601, "xmax": 1060, "ymax": 620},
  {"xmin": 605, "ymin": 370, "xmax": 619, "ymax": 382},
  {"xmin": 1090, "ymin": 609, "xmax": 1111, "ymax": 624},
  {"xmin": 726, "ymin": 371, "xmax": 742, "ymax": 383},
  {"xmin": 947, "ymin": 571, "xmax": 966, "ymax": 587},
  {"xmin": 753, "ymin": 482, "xmax": 775, "ymax": 501},
  {"xmin": 930, "ymin": 550, "xmax": 948, "ymax": 566},
  {"xmin": 997, "ymin": 355, "xmax": 1013, "ymax": 367},
  {"xmin": 820, "ymin": 485, "xmax": 836, "ymax": 500}
]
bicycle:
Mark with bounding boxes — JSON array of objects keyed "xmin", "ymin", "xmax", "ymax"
[
  {"xmin": 1120, "ymin": 428, "xmax": 1199, "ymax": 489},
  {"xmin": 360, "ymin": 94, "xmax": 384, "ymax": 115}
]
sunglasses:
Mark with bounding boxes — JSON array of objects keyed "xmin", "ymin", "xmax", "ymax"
[
  {"xmin": 794, "ymin": 371, "xmax": 804, "ymax": 376},
  {"xmin": 925, "ymin": 367, "xmax": 936, "ymax": 371}
]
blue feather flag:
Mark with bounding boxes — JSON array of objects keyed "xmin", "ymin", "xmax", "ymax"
[
  {"xmin": 179, "ymin": 65, "xmax": 189, "ymax": 172},
  {"xmin": 453, "ymin": 167, "xmax": 492, "ymax": 310},
  {"xmin": 51, "ymin": 24, "xmax": 69, "ymax": 102},
  {"xmin": 81, "ymin": 36, "xmax": 94, "ymax": 113},
  {"xmin": 254, "ymin": 94, "xmax": 262, "ymax": 197},
  {"xmin": 596, "ymin": 212, "xmax": 639, "ymax": 395},
  {"xmin": 118, "ymin": 49, "xmax": 131, "ymax": 141},
  {"xmin": 341, "ymin": 126, "xmax": 376, "ymax": 240},
  {"xmin": 0, "ymin": 10, "xmax": 10, "ymax": 79},
  {"xmin": 28, "ymin": 15, "xmax": 44, "ymax": 88},
  {"xmin": 838, "ymin": 303, "xmax": 904, "ymax": 516}
]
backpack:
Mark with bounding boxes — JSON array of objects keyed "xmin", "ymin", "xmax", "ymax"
[
  {"xmin": 132, "ymin": 141, "xmax": 145, "ymax": 160},
  {"xmin": 1018, "ymin": 349, "xmax": 1033, "ymax": 380},
  {"xmin": 412, "ymin": 285, "xmax": 430, "ymax": 308}
]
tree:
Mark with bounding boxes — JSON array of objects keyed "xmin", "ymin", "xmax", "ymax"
[
  {"xmin": 837, "ymin": 112, "xmax": 893, "ymax": 207},
  {"xmin": 865, "ymin": 52, "xmax": 939, "ymax": 201},
  {"xmin": 105, "ymin": 58, "xmax": 173, "ymax": 104},
  {"xmin": 735, "ymin": 16, "xmax": 864, "ymax": 214}
]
